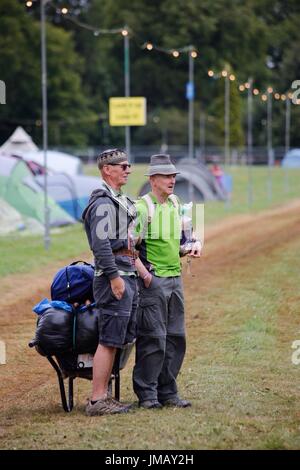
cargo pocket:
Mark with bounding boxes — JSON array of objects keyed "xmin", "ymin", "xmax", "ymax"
[
  {"xmin": 99, "ymin": 308, "xmax": 130, "ymax": 346},
  {"xmin": 137, "ymin": 298, "xmax": 165, "ymax": 336}
]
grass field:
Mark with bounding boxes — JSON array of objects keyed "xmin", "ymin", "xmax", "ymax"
[
  {"xmin": 1, "ymin": 200, "xmax": 300, "ymax": 449},
  {"xmin": 1, "ymin": 166, "xmax": 300, "ymax": 450}
]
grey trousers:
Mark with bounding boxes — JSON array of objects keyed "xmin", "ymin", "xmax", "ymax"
[{"xmin": 133, "ymin": 274, "xmax": 186, "ymax": 402}]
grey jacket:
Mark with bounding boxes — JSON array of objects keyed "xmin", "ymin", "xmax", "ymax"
[{"xmin": 82, "ymin": 188, "xmax": 136, "ymax": 279}]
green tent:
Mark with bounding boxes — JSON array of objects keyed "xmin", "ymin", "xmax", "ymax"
[
  {"xmin": 0, "ymin": 155, "xmax": 75, "ymax": 226},
  {"xmin": 0, "ymin": 197, "xmax": 44, "ymax": 235}
]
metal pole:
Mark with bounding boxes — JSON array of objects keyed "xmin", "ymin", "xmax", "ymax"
[
  {"xmin": 285, "ymin": 96, "xmax": 291, "ymax": 154},
  {"xmin": 41, "ymin": 0, "xmax": 50, "ymax": 249},
  {"xmin": 124, "ymin": 29, "xmax": 131, "ymax": 162},
  {"xmin": 267, "ymin": 91, "xmax": 273, "ymax": 165},
  {"xmin": 224, "ymin": 74, "xmax": 230, "ymax": 166},
  {"xmin": 267, "ymin": 90, "xmax": 273, "ymax": 200},
  {"xmin": 284, "ymin": 96, "xmax": 291, "ymax": 193},
  {"xmin": 188, "ymin": 51, "xmax": 194, "ymax": 160},
  {"xmin": 247, "ymin": 77, "xmax": 253, "ymax": 206},
  {"xmin": 199, "ymin": 110, "xmax": 206, "ymax": 163}
]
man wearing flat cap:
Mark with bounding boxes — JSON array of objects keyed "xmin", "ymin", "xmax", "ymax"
[
  {"xmin": 133, "ymin": 154, "xmax": 202, "ymax": 409},
  {"xmin": 82, "ymin": 148, "xmax": 138, "ymax": 416}
]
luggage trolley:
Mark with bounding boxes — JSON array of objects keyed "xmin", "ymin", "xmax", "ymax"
[{"xmin": 28, "ymin": 341, "xmax": 134, "ymax": 412}]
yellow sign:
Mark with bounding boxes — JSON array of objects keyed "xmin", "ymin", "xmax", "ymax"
[{"xmin": 109, "ymin": 97, "xmax": 147, "ymax": 126}]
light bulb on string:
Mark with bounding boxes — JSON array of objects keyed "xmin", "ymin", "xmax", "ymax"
[
  {"xmin": 146, "ymin": 43, "xmax": 153, "ymax": 51},
  {"xmin": 172, "ymin": 50, "xmax": 179, "ymax": 58},
  {"xmin": 208, "ymin": 70, "xmax": 214, "ymax": 77}
]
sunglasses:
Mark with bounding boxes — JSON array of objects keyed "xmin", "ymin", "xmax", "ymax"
[{"xmin": 108, "ymin": 163, "xmax": 131, "ymax": 171}]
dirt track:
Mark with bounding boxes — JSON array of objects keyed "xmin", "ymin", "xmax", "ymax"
[{"xmin": 1, "ymin": 200, "xmax": 300, "ymax": 414}]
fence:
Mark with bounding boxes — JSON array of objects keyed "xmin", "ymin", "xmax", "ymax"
[{"xmin": 52, "ymin": 145, "xmax": 288, "ymax": 165}]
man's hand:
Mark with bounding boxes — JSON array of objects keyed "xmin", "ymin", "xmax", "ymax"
[
  {"xmin": 110, "ymin": 276, "xmax": 125, "ymax": 300},
  {"xmin": 143, "ymin": 272, "xmax": 153, "ymax": 288},
  {"xmin": 188, "ymin": 240, "xmax": 202, "ymax": 258},
  {"xmin": 73, "ymin": 300, "xmax": 91, "ymax": 308}
]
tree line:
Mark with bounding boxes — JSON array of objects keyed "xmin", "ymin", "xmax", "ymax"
[{"xmin": 0, "ymin": 0, "xmax": 299, "ymax": 152}]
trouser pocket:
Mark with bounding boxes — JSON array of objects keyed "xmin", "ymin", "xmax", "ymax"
[{"xmin": 137, "ymin": 297, "xmax": 165, "ymax": 337}]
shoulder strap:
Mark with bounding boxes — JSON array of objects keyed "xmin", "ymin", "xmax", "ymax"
[
  {"xmin": 141, "ymin": 193, "xmax": 181, "ymax": 224},
  {"xmin": 141, "ymin": 194, "xmax": 156, "ymax": 224},
  {"xmin": 168, "ymin": 194, "xmax": 180, "ymax": 212}
]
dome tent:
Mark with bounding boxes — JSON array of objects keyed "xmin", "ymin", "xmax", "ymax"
[
  {"xmin": 0, "ymin": 126, "xmax": 38, "ymax": 154},
  {"xmin": 0, "ymin": 198, "xmax": 43, "ymax": 236},
  {"xmin": 30, "ymin": 173, "xmax": 104, "ymax": 220},
  {"xmin": 138, "ymin": 159, "xmax": 227, "ymax": 203},
  {"xmin": 22, "ymin": 149, "xmax": 82, "ymax": 176},
  {"xmin": 0, "ymin": 127, "xmax": 82, "ymax": 176},
  {"xmin": 0, "ymin": 155, "xmax": 75, "ymax": 227}
]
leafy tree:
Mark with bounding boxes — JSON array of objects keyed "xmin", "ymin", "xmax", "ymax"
[
  {"xmin": 1, "ymin": 0, "xmax": 300, "ymax": 150},
  {"xmin": 0, "ymin": 0, "xmax": 95, "ymax": 147}
]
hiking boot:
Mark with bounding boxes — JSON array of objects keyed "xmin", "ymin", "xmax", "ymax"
[
  {"xmin": 160, "ymin": 397, "xmax": 191, "ymax": 408},
  {"xmin": 139, "ymin": 400, "xmax": 163, "ymax": 409},
  {"xmin": 86, "ymin": 397, "xmax": 131, "ymax": 416}
]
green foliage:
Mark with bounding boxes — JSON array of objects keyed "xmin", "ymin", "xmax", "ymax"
[
  {"xmin": 0, "ymin": 0, "xmax": 96, "ymax": 146},
  {"xmin": 210, "ymin": 73, "xmax": 244, "ymax": 147},
  {"xmin": 1, "ymin": 0, "xmax": 300, "ymax": 147}
]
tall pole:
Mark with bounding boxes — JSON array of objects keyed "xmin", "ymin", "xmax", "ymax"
[
  {"xmin": 267, "ymin": 88, "xmax": 273, "ymax": 200},
  {"xmin": 224, "ymin": 72, "xmax": 230, "ymax": 166},
  {"xmin": 41, "ymin": 0, "xmax": 50, "ymax": 249},
  {"xmin": 267, "ymin": 89, "xmax": 273, "ymax": 165},
  {"xmin": 123, "ymin": 28, "xmax": 131, "ymax": 161},
  {"xmin": 247, "ymin": 77, "xmax": 253, "ymax": 205},
  {"xmin": 188, "ymin": 50, "xmax": 195, "ymax": 159},
  {"xmin": 199, "ymin": 109, "xmax": 206, "ymax": 163},
  {"xmin": 284, "ymin": 94, "xmax": 291, "ymax": 193},
  {"xmin": 285, "ymin": 95, "xmax": 291, "ymax": 155}
]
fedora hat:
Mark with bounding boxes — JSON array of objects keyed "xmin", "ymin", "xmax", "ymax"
[{"xmin": 144, "ymin": 154, "xmax": 180, "ymax": 176}]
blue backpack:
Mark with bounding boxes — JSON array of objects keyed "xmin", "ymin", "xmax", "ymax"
[{"xmin": 51, "ymin": 261, "xmax": 94, "ymax": 305}]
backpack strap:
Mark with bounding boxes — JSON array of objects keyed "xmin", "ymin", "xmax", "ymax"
[
  {"xmin": 141, "ymin": 194, "xmax": 156, "ymax": 224},
  {"xmin": 141, "ymin": 193, "xmax": 181, "ymax": 225},
  {"xmin": 168, "ymin": 194, "xmax": 180, "ymax": 213}
]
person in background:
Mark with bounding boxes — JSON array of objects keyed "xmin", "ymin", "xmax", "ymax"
[{"xmin": 211, "ymin": 162, "xmax": 224, "ymax": 188}]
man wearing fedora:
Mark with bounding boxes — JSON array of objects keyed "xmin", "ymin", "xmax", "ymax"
[{"xmin": 133, "ymin": 154, "xmax": 202, "ymax": 409}]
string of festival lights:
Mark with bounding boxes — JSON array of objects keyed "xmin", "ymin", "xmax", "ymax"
[{"xmin": 24, "ymin": 0, "xmax": 300, "ymax": 104}]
